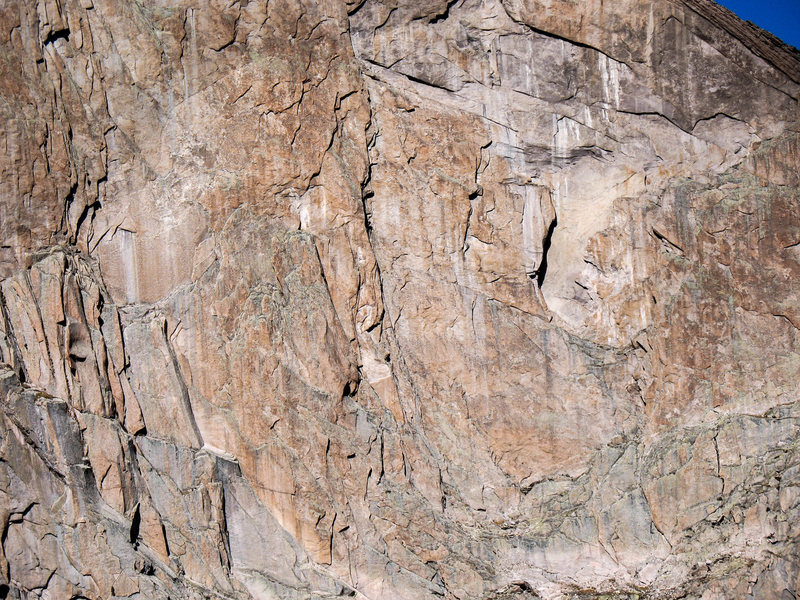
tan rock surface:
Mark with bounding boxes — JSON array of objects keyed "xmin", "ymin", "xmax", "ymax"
[{"xmin": 1, "ymin": 0, "xmax": 799, "ymax": 598}]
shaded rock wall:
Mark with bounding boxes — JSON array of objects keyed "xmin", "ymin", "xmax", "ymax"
[{"xmin": 1, "ymin": 0, "xmax": 799, "ymax": 598}]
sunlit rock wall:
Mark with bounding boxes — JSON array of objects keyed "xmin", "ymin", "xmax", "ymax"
[{"xmin": 1, "ymin": 0, "xmax": 799, "ymax": 598}]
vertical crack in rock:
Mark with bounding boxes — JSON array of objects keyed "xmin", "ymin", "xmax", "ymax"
[
  {"xmin": 129, "ymin": 503, "xmax": 141, "ymax": 546},
  {"xmin": 160, "ymin": 319, "xmax": 203, "ymax": 449},
  {"xmin": 522, "ymin": 183, "xmax": 557, "ymax": 287},
  {"xmin": 0, "ymin": 288, "xmax": 27, "ymax": 384},
  {"xmin": 533, "ymin": 215, "xmax": 557, "ymax": 288}
]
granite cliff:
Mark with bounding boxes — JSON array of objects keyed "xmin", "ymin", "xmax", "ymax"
[{"xmin": 1, "ymin": 0, "xmax": 800, "ymax": 598}]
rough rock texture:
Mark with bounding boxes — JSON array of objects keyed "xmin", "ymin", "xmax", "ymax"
[{"xmin": 1, "ymin": 0, "xmax": 799, "ymax": 598}]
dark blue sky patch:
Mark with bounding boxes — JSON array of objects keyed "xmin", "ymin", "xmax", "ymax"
[{"xmin": 715, "ymin": 0, "xmax": 800, "ymax": 49}]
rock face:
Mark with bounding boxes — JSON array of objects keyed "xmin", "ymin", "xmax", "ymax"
[{"xmin": 1, "ymin": 0, "xmax": 799, "ymax": 598}]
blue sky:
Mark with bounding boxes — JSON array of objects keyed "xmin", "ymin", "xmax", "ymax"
[{"xmin": 716, "ymin": 0, "xmax": 800, "ymax": 49}]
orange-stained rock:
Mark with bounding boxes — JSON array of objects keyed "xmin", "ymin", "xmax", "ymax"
[{"xmin": 1, "ymin": 0, "xmax": 800, "ymax": 599}]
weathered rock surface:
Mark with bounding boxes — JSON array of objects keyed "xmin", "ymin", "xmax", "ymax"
[{"xmin": 1, "ymin": 0, "xmax": 799, "ymax": 598}]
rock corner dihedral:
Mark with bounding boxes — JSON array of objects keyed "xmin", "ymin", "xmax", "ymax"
[{"xmin": 1, "ymin": 1, "xmax": 799, "ymax": 599}]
